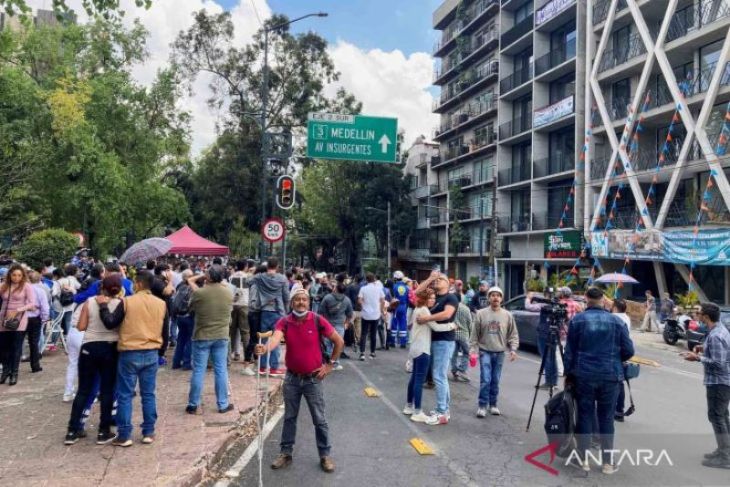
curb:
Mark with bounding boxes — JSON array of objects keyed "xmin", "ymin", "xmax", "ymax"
[{"xmin": 167, "ymin": 381, "xmax": 285, "ymax": 487}]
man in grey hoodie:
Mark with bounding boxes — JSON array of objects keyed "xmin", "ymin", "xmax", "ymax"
[
  {"xmin": 320, "ymin": 282, "xmax": 353, "ymax": 369},
  {"xmin": 254, "ymin": 257, "xmax": 290, "ymax": 376}
]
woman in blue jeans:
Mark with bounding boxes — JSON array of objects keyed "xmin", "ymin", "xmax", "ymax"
[{"xmin": 403, "ymin": 289, "xmax": 456, "ymax": 423}]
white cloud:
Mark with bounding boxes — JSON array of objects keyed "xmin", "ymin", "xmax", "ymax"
[{"xmin": 326, "ymin": 41, "xmax": 438, "ymax": 149}]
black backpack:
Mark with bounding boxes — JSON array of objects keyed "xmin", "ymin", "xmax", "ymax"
[
  {"xmin": 172, "ymin": 284, "xmax": 194, "ymax": 317},
  {"xmin": 58, "ymin": 279, "xmax": 75, "ymax": 306},
  {"xmin": 543, "ymin": 386, "xmax": 577, "ymax": 458}
]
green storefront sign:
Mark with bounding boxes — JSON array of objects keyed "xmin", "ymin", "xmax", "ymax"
[
  {"xmin": 544, "ymin": 230, "xmax": 582, "ymax": 259},
  {"xmin": 307, "ymin": 113, "xmax": 398, "ymax": 163}
]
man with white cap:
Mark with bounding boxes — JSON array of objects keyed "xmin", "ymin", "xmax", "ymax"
[
  {"xmin": 390, "ymin": 271, "xmax": 410, "ymax": 348},
  {"xmin": 471, "ymin": 286, "xmax": 519, "ymax": 417}
]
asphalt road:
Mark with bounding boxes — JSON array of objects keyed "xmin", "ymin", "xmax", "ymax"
[{"xmin": 233, "ymin": 335, "xmax": 729, "ymax": 487}]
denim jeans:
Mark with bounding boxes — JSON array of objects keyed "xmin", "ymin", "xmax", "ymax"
[
  {"xmin": 326, "ymin": 325, "xmax": 344, "ymax": 363},
  {"xmin": 188, "ymin": 339, "xmax": 230, "ymax": 410},
  {"xmin": 478, "ymin": 350, "xmax": 505, "ymax": 407},
  {"xmin": 575, "ymin": 379, "xmax": 620, "ymax": 460},
  {"xmin": 260, "ymin": 311, "xmax": 281, "ymax": 369},
  {"xmin": 281, "ymin": 372, "xmax": 330, "ymax": 457},
  {"xmin": 172, "ymin": 314, "xmax": 194, "ymax": 369},
  {"xmin": 431, "ymin": 340, "xmax": 455, "ymax": 413},
  {"xmin": 537, "ymin": 334, "xmax": 558, "ymax": 386},
  {"xmin": 116, "ymin": 350, "xmax": 159, "ymax": 440},
  {"xmin": 450, "ymin": 337, "xmax": 469, "ymax": 374},
  {"xmin": 615, "ymin": 382, "xmax": 626, "ymax": 415},
  {"xmin": 359, "ymin": 319, "xmax": 379, "ymax": 354},
  {"xmin": 407, "ymin": 353, "xmax": 430, "ymax": 410}
]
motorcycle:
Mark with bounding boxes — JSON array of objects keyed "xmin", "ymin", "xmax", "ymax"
[{"xmin": 662, "ymin": 313, "xmax": 699, "ymax": 346}]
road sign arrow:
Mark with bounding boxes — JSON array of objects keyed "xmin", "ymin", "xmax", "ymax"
[{"xmin": 378, "ymin": 134, "xmax": 391, "ymax": 154}]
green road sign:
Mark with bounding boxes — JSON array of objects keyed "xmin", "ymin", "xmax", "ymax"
[{"xmin": 307, "ymin": 113, "xmax": 398, "ymax": 163}]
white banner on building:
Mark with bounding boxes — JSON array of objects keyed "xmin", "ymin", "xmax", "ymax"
[
  {"xmin": 534, "ymin": 96, "xmax": 574, "ymax": 127},
  {"xmin": 536, "ymin": 0, "xmax": 574, "ymax": 25}
]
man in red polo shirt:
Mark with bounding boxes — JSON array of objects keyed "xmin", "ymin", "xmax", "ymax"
[{"xmin": 255, "ymin": 288, "xmax": 344, "ymax": 473}]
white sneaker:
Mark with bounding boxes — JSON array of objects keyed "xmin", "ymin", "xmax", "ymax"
[
  {"xmin": 240, "ymin": 366, "xmax": 255, "ymax": 376},
  {"xmin": 63, "ymin": 393, "xmax": 75, "ymax": 403},
  {"xmin": 402, "ymin": 404, "xmax": 415, "ymax": 415},
  {"xmin": 410, "ymin": 411, "xmax": 430, "ymax": 423},
  {"xmin": 602, "ymin": 464, "xmax": 619, "ymax": 475},
  {"xmin": 489, "ymin": 406, "xmax": 500, "ymax": 416},
  {"xmin": 333, "ymin": 363, "xmax": 343, "ymax": 371},
  {"xmin": 425, "ymin": 412, "xmax": 450, "ymax": 425},
  {"xmin": 476, "ymin": 407, "xmax": 487, "ymax": 418}
]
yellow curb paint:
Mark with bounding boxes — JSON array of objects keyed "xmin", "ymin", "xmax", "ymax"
[
  {"xmin": 364, "ymin": 387, "xmax": 380, "ymax": 397},
  {"xmin": 409, "ymin": 437, "xmax": 434, "ymax": 455},
  {"xmin": 628, "ymin": 356, "xmax": 660, "ymax": 367}
]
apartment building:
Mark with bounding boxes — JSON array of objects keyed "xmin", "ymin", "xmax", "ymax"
[
  {"xmin": 495, "ymin": 0, "xmax": 587, "ymax": 298},
  {"xmin": 585, "ymin": 0, "xmax": 730, "ymax": 304},
  {"xmin": 431, "ymin": 0, "xmax": 501, "ymax": 281}
]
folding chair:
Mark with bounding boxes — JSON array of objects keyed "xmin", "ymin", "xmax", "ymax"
[{"xmin": 41, "ymin": 310, "xmax": 68, "ymax": 356}]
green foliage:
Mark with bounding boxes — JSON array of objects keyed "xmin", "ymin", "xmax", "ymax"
[
  {"xmin": 0, "ymin": 0, "xmax": 151, "ymax": 19},
  {"xmin": 15, "ymin": 228, "xmax": 78, "ymax": 269},
  {"xmin": 228, "ymin": 218, "xmax": 260, "ymax": 259},
  {"xmin": 526, "ymin": 278, "xmax": 545, "ymax": 292},
  {"xmin": 468, "ymin": 276, "xmax": 479, "ymax": 292},
  {"xmin": 675, "ymin": 290, "xmax": 699, "ymax": 309}
]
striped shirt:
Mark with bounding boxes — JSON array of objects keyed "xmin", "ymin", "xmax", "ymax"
[{"xmin": 700, "ymin": 322, "xmax": 730, "ymax": 386}]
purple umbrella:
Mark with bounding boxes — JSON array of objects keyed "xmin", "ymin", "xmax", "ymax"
[
  {"xmin": 120, "ymin": 238, "xmax": 172, "ymax": 265},
  {"xmin": 594, "ymin": 272, "xmax": 639, "ymax": 285}
]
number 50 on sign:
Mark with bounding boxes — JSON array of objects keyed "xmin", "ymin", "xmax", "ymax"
[{"xmin": 262, "ymin": 218, "xmax": 285, "ymax": 243}]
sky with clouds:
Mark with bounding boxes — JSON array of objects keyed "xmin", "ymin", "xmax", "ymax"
[{"xmin": 25, "ymin": 0, "xmax": 442, "ymax": 156}]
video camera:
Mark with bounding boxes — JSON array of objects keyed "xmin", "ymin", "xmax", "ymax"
[{"xmin": 531, "ymin": 293, "xmax": 568, "ymax": 334}]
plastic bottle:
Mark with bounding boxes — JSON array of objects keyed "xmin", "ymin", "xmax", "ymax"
[{"xmin": 469, "ymin": 353, "xmax": 478, "ymax": 368}]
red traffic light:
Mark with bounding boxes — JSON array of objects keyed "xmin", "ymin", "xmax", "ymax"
[{"xmin": 276, "ymin": 175, "xmax": 295, "ymax": 210}]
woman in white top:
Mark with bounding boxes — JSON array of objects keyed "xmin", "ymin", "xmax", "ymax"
[
  {"xmin": 612, "ymin": 298, "xmax": 631, "ymax": 422},
  {"xmin": 51, "ymin": 265, "xmax": 81, "ymax": 334},
  {"xmin": 64, "ymin": 274, "xmax": 122, "ymax": 445},
  {"xmin": 403, "ymin": 289, "xmax": 455, "ymax": 423}
]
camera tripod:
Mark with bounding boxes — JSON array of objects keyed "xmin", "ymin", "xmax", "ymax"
[{"xmin": 526, "ymin": 324, "xmax": 564, "ymax": 432}]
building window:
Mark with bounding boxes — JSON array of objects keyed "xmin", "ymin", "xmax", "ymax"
[
  {"xmin": 473, "ymin": 123, "xmax": 494, "ymax": 147},
  {"xmin": 548, "ymin": 179, "xmax": 574, "ymax": 227},
  {"xmin": 512, "ymin": 142, "xmax": 531, "ymax": 173},
  {"xmin": 549, "ymin": 126, "xmax": 575, "ymax": 167},
  {"xmin": 514, "ymin": 47, "xmax": 533, "ymax": 73},
  {"xmin": 611, "ymin": 78, "xmax": 631, "ymax": 119},
  {"xmin": 550, "ymin": 21, "xmax": 576, "ymax": 57},
  {"xmin": 612, "ymin": 25, "xmax": 631, "ymax": 61},
  {"xmin": 515, "ymin": 1, "xmax": 533, "ymax": 23},
  {"xmin": 549, "ymin": 72, "xmax": 575, "ymax": 103}
]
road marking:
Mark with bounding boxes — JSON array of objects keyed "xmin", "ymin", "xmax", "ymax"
[
  {"xmin": 409, "ymin": 437, "xmax": 435, "ymax": 455},
  {"xmin": 349, "ymin": 361, "xmax": 479, "ymax": 487},
  {"xmin": 217, "ymin": 406, "xmax": 285, "ymax": 485},
  {"xmin": 364, "ymin": 386, "xmax": 380, "ymax": 397},
  {"xmin": 629, "ymin": 356, "xmax": 660, "ymax": 367}
]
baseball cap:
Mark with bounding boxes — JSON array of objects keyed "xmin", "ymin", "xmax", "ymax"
[
  {"xmin": 393, "ymin": 270, "xmax": 404, "ymax": 280},
  {"xmin": 488, "ymin": 286, "xmax": 503, "ymax": 297},
  {"xmin": 479, "ymin": 280, "xmax": 489, "ymax": 287}
]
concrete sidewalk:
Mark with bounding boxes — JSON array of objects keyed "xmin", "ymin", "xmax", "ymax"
[{"xmin": 0, "ymin": 348, "xmax": 282, "ymax": 486}]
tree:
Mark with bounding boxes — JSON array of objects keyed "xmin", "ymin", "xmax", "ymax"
[
  {"xmin": 15, "ymin": 228, "xmax": 78, "ymax": 269},
  {"xmin": 0, "ymin": 18, "xmax": 190, "ymax": 256},
  {"xmin": 0, "ymin": 0, "xmax": 151, "ymax": 19},
  {"xmin": 170, "ymin": 11, "xmax": 338, "ymax": 240}
]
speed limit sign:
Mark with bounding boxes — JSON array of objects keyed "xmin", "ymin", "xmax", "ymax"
[{"xmin": 262, "ymin": 218, "xmax": 285, "ymax": 243}]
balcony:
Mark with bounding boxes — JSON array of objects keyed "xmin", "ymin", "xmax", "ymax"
[
  {"xmin": 608, "ymin": 97, "xmax": 631, "ymax": 121},
  {"xmin": 448, "ymin": 174, "xmax": 474, "ymax": 189},
  {"xmin": 442, "ymin": 144, "xmax": 471, "ymax": 162},
  {"xmin": 534, "ymin": 38, "xmax": 576, "ymax": 77},
  {"xmin": 536, "ymin": 0, "xmax": 576, "ymax": 28},
  {"xmin": 651, "ymin": 62, "xmax": 730, "ymax": 110},
  {"xmin": 499, "ymin": 215, "xmax": 532, "ymax": 233},
  {"xmin": 666, "ymin": 1, "xmax": 730, "ymax": 43},
  {"xmin": 532, "ymin": 212, "xmax": 575, "ymax": 231},
  {"xmin": 498, "ymin": 115, "xmax": 532, "ymax": 140},
  {"xmin": 436, "ymin": 131, "xmax": 497, "ymax": 168},
  {"xmin": 533, "ymin": 95, "xmax": 575, "ymax": 129},
  {"xmin": 433, "ymin": 29, "xmax": 499, "ymax": 85},
  {"xmin": 498, "ymin": 163, "xmax": 531, "ymax": 186},
  {"xmin": 593, "ymin": 0, "xmax": 627, "ymax": 25},
  {"xmin": 500, "ymin": 63, "xmax": 533, "ymax": 94},
  {"xmin": 411, "ymin": 185, "xmax": 439, "ymax": 199},
  {"xmin": 434, "ymin": 98, "xmax": 498, "ymax": 141},
  {"xmin": 597, "ymin": 34, "xmax": 646, "ymax": 74},
  {"xmin": 501, "ymin": 13, "xmax": 534, "ymax": 48},
  {"xmin": 433, "ymin": 60, "xmax": 499, "ymax": 112},
  {"xmin": 433, "ymin": 0, "xmax": 500, "ymax": 57},
  {"xmin": 534, "ymin": 153, "xmax": 574, "ymax": 179}
]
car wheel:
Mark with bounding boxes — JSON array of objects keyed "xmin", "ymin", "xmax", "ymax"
[{"xmin": 663, "ymin": 329, "xmax": 679, "ymax": 345}]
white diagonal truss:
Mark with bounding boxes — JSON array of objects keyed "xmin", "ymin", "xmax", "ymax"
[
  {"xmin": 588, "ymin": 0, "xmax": 730, "ymax": 233},
  {"xmin": 586, "ymin": 0, "xmax": 730, "ymax": 295}
]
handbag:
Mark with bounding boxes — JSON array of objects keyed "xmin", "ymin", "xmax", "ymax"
[
  {"xmin": 1, "ymin": 287, "xmax": 21, "ymax": 331},
  {"xmin": 623, "ymin": 362, "xmax": 640, "ymax": 380}
]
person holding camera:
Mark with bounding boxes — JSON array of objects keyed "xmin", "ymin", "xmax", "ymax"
[
  {"xmin": 683, "ymin": 302, "xmax": 730, "ymax": 469},
  {"xmin": 255, "ymin": 288, "xmax": 343, "ymax": 473},
  {"xmin": 564, "ymin": 286, "xmax": 634, "ymax": 474}
]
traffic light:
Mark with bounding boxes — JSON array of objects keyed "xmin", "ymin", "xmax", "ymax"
[{"xmin": 276, "ymin": 175, "xmax": 295, "ymax": 210}]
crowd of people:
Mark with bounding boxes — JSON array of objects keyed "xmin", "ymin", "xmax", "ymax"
[{"xmin": 0, "ymin": 253, "xmax": 728, "ymax": 474}]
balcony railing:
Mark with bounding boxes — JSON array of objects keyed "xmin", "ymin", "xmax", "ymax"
[
  {"xmin": 438, "ymin": 131, "xmax": 497, "ymax": 166},
  {"xmin": 434, "ymin": 98, "xmax": 498, "ymax": 138},
  {"xmin": 433, "ymin": 0, "xmax": 500, "ymax": 55},
  {"xmin": 593, "ymin": 0, "xmax": 627, "ymax": 25},
  {"xmin": 500, "ymin": 63, "xmax": 533, "ymax": 93},
  {"xmin": 653, "ymin": 62, "xmax": 730, "ymax": 110},
  {"xmin": 433, "ymin": 60, "xmax": 499, "ymax": 111},
  {"xmin": 433, "ymin": 29, "xmax": 499, "ymax": 82},
  {"xmin": 534, "ymin": 153, "xmax": 574, "ymax": 178},
  {"xmin": 499, "ymin": 215, "xmax": 531, "ymax": 232},
  {"xmin": 597, "ymin": 34, "xmax": 646, "ymax": 73},
  {"xmin": 534, "ymin": 95, "xmax": 575, "ymax": 128},
  {"xmin": 411, "ymin": 185, "xmax": 439, "ymax": 199},
  {"xmin": 536, "ymin": 0, "xmax": 576, "ymax": 26},
  {"xmin": 499, "ymin": 115, "xmax": 532, "ymax": 140},
  {"xmin": 501, "ymin": 13, "xmax": 534, "ymax": 48},
  {"xmin": 666, "ymin": 1, "xmax": 730, "ymax": 43},
  {"xmin": 448, "ymin": 174, "xmax": 474, "ymax": 189},
  {"xmin": 443, "ymin": 144, "xmax": 471, "ymax": 162},
  {"xmin": 609, "ymin": 97, "xmax": 631, "ymax": 121},
  {"xmin": 534, "ymin": 37, "xmax": 576, "ymax": 76},
  {"xmin": 498, "ymin": 164, "xmax": 531, "ymax": 185},
  {"xmin": 533, "ymin": 213, "xmax": 574, "ymax": 230}
]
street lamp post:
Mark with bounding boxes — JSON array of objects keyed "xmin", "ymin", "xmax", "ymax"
[{"xmin": 258, "ymin": 12, "xmax": 328, "ymax": 261}]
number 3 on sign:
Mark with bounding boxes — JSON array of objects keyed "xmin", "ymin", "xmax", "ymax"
[{"xmin": 262, "ymin": 218, "xmax": 285, "ymax": 243}]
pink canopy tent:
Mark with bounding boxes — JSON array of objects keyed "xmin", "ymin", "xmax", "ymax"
[{"xmin": 165, "ymin": 225, "xmax": 229, "ymax": 256}]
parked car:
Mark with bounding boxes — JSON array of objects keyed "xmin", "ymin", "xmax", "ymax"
[
  {"xmin": 685, "ymin": 307, "xmax": 730, "ymax": 351},
  {"xmin": 502, "ymin": 293, "xmax": 585, "ymax": 350}
]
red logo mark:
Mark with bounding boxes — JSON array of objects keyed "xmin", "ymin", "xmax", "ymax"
[{"xmin": 524, "ymin": 442, "xmax": 560, "ymax": 476}]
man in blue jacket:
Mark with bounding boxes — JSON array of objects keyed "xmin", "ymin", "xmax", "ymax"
[{"xmin": 564, "ymin": 286, "xmax": 634, "ymax": 474}]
